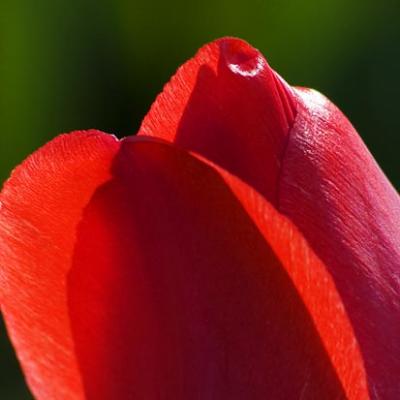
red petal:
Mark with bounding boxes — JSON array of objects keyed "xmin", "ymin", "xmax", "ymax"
[
  {"xmin": 0, "ymin": 131, "xmax": 120, "ymax": 400},
  {"xmin": 140, "ymin": 36, "xmax": 400, "ymax": 396},
  {"xmin": 68, "ymin": 138, "xmax": 368, "ymax": 399},
  {"xmin": 279, "ymin": 88, "xmax": 400, "ymax": 398},
  {"xmin": 138, "ymin": 37, "xmax": 296, "ymax": 205}
]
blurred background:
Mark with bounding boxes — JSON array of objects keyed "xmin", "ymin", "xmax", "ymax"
[{"xmin": 1, "ymin": 0, "xmax": 399, "ymax": 398}]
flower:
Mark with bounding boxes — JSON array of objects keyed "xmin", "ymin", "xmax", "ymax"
[{"xmin": 0, "ymin": 37, "xmax": 399, "ymax": 400}]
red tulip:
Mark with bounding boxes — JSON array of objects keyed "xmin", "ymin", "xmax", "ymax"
[{"xmin": 0, "ymin": 37, "xmax": 398, "ymax": 399}]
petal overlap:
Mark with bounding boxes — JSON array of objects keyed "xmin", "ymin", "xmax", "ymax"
[
  {"xmin": 69, "ymin": 138, "xmax": 368, "ymax": 399},
  {"xmin": 0, "ymin": 133, "xmax": 370, "ymax": 399}
]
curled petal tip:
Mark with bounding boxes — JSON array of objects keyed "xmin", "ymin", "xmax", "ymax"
[
  {"xmin": 139, "ymin": 36, "xmax": 298, "ymax": 204},
  {"xmin": 219, "ymin": 38, "xmax": 266, "ymax": 78}
]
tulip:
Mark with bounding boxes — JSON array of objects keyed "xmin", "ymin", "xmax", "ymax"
[{"xmin": 0, "ymin": 37, "xmax": 398, "ymax": 399}]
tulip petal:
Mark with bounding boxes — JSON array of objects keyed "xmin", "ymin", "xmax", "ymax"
[
  {"xmin": 279, "ymin": 88, "xmax": 400, "ymax": 398},
  {"xmin": 0, "ymin": 131, "xmax": 120, "ymax": 400},
  {"xmin": 138, "ymin": 37, "xmax": 297, "ymax": 205},
  {"xmin": 140, "ymin": 36, "xmax": 400, "ymax": 397},
  {"xmin": 68, "ymin": 138, "xmax": 368, "ymax": 399}
]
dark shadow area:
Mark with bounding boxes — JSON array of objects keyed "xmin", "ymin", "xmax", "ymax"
[{"xmin": 67, "ymin": 139, "xmax": 347, "ymax": 399}]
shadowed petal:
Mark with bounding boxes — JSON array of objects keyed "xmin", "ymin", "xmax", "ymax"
[{"xmin": 68, "ymin": 138, "xmax": 368, "ymax": 400}]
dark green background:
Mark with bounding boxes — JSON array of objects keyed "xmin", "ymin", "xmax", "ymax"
[{"xmin": 1, "ymin": 0, "xmax": 399, "ymax": 398}]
